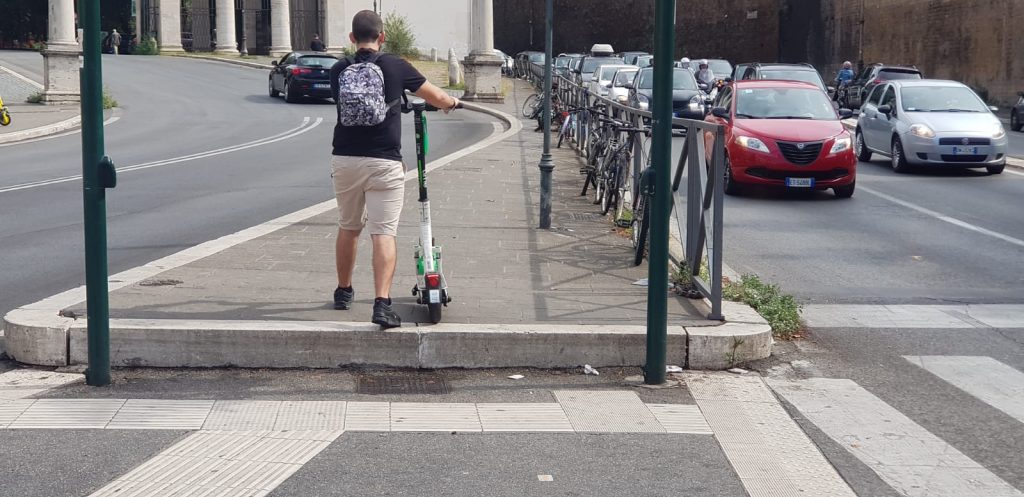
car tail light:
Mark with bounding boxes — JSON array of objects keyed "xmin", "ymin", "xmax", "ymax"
[
  {"xmin": 425, "ymin": 273, "xmax": 441, "ymax": 287},
  {"xmin": 292, "ymin": 67, "xmax": 312, "ymax": 75},
  {"xmin": 872, "ymin": 78, "xmax": 883, "ymax": 85}
]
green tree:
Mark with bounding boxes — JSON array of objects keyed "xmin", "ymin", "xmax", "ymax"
[{"xmin": 383, "ymin": 12, "xmax": 419, "ymax": 59}]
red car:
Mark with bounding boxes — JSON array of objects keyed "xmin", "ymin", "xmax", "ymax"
[{"xmin": 705, "ymin": 80, "xmax": 857, "ymax": 198}]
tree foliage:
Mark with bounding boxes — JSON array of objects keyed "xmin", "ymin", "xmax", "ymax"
[{"xmin": 383, "ymin": 12, "xmax": 419, "ymax": 59}]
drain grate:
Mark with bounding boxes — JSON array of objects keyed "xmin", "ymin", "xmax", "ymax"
[{"xmin": 355, "ymin": 372, "xmax": 450, "ymax": 395}]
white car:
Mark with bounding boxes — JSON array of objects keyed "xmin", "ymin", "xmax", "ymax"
[
  {"xmin": 608, "ymin": 67, "xmax": 639, "ymax": 104},
  {"xmin": 589, "ymin": 64, "xmax": 632, "ymax": 99}
]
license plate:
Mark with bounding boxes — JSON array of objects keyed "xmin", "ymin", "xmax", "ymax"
[
  {"xmin": 428, "ymin": 290, "xmax": 441, "ymax": 304},
  {"xmin": 785, "ymin": 177, "xmax": 815, "ymax": 188},
  {"xmin": 952, "ymin": 146, "xmax": 978, "ymax": 155},
  {"xmin": 313, "ymin": 83, "xmax": 330, "ymax": 89}
]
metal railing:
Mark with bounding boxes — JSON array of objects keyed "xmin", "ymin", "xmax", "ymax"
[{"xmin": 550, "ymin": 74, "xmax": 726, "ymax": 320}]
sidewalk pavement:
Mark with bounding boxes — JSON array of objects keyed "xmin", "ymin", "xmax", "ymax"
[
  {"xmin": 0, "ymin": 65, "xmax": 80, "ymax": 144},
  {"xmin": 4, "ymin": 77, "xmax": 771, "ymax": 371}
]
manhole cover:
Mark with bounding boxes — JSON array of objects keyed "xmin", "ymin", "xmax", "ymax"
[{"xmin": 356, "ymin": 372, "xmax": 449, "ymax": 395}]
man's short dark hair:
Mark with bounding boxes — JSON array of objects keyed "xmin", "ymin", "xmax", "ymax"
[{"xmin": 352, "ymin": 10, "xmax": 383, "ymax": 43}]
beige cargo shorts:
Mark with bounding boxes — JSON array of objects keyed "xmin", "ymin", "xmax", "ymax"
[{"xmin": 331, "ymin": 155, "xmax": 406, "ymax": 236}]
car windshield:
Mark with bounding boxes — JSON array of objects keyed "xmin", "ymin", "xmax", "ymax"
[
  {"xmin": 734, "ymin": 87, "xmax": 837, "ymax": 120},
  {"xmin": 636, "ymin": 56, "xmax": 653, "ymax": 68},
  {"xmin": 636, "ymin": 69, "xmax": 697, "ymax": 90},
  {"xmin": 298, "ymin": 56, "xmax": 337, "ymax": 67},
  {"xmin": 759, "ymin": 70, "xmax": 825, "ymax": 89},
  {"xmin": 879, "ymin": 69, "xmax": 921, "ymax": 80},
  {"xmin": 599, "ymin": 66, "xmax": 626, "ymax": 81},
  {"xmin": 555, "ymin": 57, "xmax": 570, "ymax": 68},
  {"xmin": 900, "ymin": 86, "xmax": 988, "ymax": 112},
  {"xmin": 583, "ymin": 57, "xmax": 623, "ymax": 73},
  {"xmin": 708, "ymin": 60, "xmax": 732, "ymax": 77},
  {"xmin": 528, "ymin": 53, "xmax": 545, "ymax": 63},
  {"xmin": 613, "ymin": 70, "xmax": 637, "ymax": 86}
]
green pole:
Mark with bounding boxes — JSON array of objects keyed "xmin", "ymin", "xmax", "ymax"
[
  {"xmin": 645, "ymin": 0, "xmax": 676, "ymax": 385},
  {"xmin": 81, "ymin": 0, "xmax": 115, "ymax": 386}
]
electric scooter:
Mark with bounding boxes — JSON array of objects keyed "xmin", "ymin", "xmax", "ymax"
[{"xmin": 405, "ymin": 97, "xmax": 460, "ymax": 323}]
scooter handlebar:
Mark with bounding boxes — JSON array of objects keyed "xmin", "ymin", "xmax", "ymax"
[{"xmin": 423, "ymin": 101, "xmax": 464, "ymax": 112}]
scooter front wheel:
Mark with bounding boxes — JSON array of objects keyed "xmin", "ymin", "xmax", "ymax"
[{"xmin": 428, "ymin": 303, "xmax": 443, "ymax": 324}]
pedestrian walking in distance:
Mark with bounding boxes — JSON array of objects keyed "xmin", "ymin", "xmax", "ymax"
[
  {"xmin": 329, "ymin": 10, "xmax": 460, "ymax": 329},
  {"xmin": 110, "ymin": 29, "xmax": 121, "ymax": 55},
  {"xmin": 310, "ymin": 34, "xmax": 325, "ymax": 52}
]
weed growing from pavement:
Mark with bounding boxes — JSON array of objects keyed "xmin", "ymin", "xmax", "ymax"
[
  {"xmin": 134, "ymin": 36, "xmax": 159, "ymax": 55},
  {"xmin": 26, "ymin": 92, "xmax": 43, "ymax": 104},
  {"xmin": 723, "ymin": 274, "xmax": 802, "ymax": 340},
  {"xmin": 103, "ymin": 88, "xmax": 118, "ymax": 109}
]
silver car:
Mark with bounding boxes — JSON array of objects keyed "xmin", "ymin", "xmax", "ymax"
[
  {"xmin": 588, "ymin": 64, "xmax": 632, "ymax": 99},
  {"xmin": 855, "ymin": 80, "xmax": 1008, "ymax": 174},
  {"xmin": 608, "ymin": 67, "xmax": 639, "ymax": 104}
]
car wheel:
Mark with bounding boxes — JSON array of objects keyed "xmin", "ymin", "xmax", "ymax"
[
  {"xmin": 723, "ymin": 155, "xmax": 743, "ymax": 196},
  {"xmin": 833, "ymin": 181, "xmax": 855, "ymax": 198},
  {"xmin": 268, "ymin": 78, "xmax": 279, "ymax": 98},
  {"xmin": 1012, "ymin": 111, "xmax": 1022, "ymax": 132},
  {"xmin": 855, "ymin": 129, "xmax": 872, "ymax": 162},
  {"xmin": 987, "ymin": 164, "xmax": 1005, "ymax": 175},
  {"xmin": 891, "ymin": 137, "xmax": 911, "ymax": 174},
  {"xmin": 283, "ymin": 80, "xmax": 298, "ymax": 103}
]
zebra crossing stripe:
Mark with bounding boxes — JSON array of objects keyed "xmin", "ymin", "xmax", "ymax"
[
  {"xmin": 905, "ymin": 356, "xmax": 1024, "ymax": 425},
  {"xmin": 770, "ymin": 377, "xmax": 1024, "ymax": 497}
]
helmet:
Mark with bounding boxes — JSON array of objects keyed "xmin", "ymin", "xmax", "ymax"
[
  {"xmin": 680, "ymin": 57, "xmax": 690, "ymax": 63},
  {"xmin": 843, "ymin": 60, "xmax": 852, "ymax": 68},
  {"xmin": 699, "ymin": 59, "xmax": 709, "ymax": 67}
]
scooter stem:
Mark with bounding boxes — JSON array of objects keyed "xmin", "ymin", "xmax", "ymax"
[{"xmin": 412, "ymin": 102, "xmax": 435, "ymax": 273}]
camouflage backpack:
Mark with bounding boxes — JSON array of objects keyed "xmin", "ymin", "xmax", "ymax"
[{"xmin": 336, "ymin": 52, "xmax": 399, "ymax": 126}]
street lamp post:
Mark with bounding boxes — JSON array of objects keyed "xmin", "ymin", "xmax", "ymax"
[
  {"xmin": 537, "ymin": 0, "xmax": 554, "ymax": 228},
  {"xmin": 80, "ymin": 0, "xmax": 117, "ymax": 386},
  {"xmin": 644, "ymin": 0, "xmax": 676, "ymax": 385}
]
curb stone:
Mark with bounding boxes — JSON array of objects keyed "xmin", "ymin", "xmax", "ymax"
[
  {"xmin": 2, "ymin": 80, "xmax": 772, "ymax": 371},
  {"xmin": 0, "ymin": 114, "xmax": 82, "ymax": 145}
]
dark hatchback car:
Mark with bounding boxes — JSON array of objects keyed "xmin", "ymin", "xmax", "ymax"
[
  {"xmin": 1010, "ymin": 91, "xmax": 1023, "ymax": 132},
  {"xmin": 846, "ymin": 64, "xmax": 922, "ymax": 109},
  {"xmin": 269, "ymin": 52, "xmax": 338, "ymax": 103},
  {"xmin": 738, "ymin": 63, "xmax": 829, "ymax": 92},
  {"xmin": 627, "ymin": 67, "xmax": 705, "ymax": 120}
]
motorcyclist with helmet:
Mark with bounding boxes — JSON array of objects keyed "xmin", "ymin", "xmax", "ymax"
[
  {"xmin": 678, "ymin": 57, "xmax": 693, "ymax": 72},
  {"xmin": 695, "ymin": 59, "xmax": 715, "ymax": 89}
]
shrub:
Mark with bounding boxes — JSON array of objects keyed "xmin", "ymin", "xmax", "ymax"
[
  {"xmin": 134, "ymin": 35, "xmax": 159, "ymax": 55},
  {"xmin": 102, "ymin": 88, "xmax": 118, "ymax": 109},
  {"xmin": 723, "ymin": 274, "xmax": 803, "ymax": 339},
  {"xmin": 26, "ymin": 92, "xmax": 43, "ymax": 104},
  {"xmin": 383, "ymin": 12, "xmax": 419, "ymax": 58}
]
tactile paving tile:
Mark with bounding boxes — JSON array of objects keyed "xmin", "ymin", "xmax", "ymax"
[
  {"xmin": 343, "ymin": 402, "xmax": 390, "ymax": 432},
  {"xmin": 553, "ymin": 390, "xmax": 665, "ymax": 433},
  {"xmin": 107, "ymin": 399, "xmax": 214, "ymax": 430},
  {"xmin": 390, "ymin": 402, "xmax": 482, "ymax": 432},
  {"xmin": 476, "ymin": 403, "xmax": 574, "ymax": 432},
  {"xmin": 0, "ymin": 399, "xmax": 35, "ymax": 428},
  {"xmin": 230, "ymin": 436, "xmax": 332, "ymax": 465},
  {"xmin": 203, "ymin": 401, "xmax": 282, "ymax": 431},
  {"xmin": 9, "ymin": 398, "xmax": 125, "ymax": 429},
  {"xmin": 684, "ymin": 372, "xmax": 778, "ymax": 403},
  {"xmin": 646, "ymin": 404, "xmax": 713, "ymax": 434},
  {"xmin": 0, "ymin": 369, "xmax": 83, "ymax": 400},
  {"xmin": 273, "ymin": 401, "xmax": 346, "ymax": 431}
]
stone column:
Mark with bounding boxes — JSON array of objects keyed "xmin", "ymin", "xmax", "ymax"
[
  {"xmin": 158, "ymin": 0, "xmax": 184, "ymax": 52},
  {"xmin": 41, "ymin": 0, "xmax": 80, "ymax": 105},
  {"xmin": 322, "ymin": 0, "xmax": 347, "ymax": 54},
  {"xmin": 462, "ymin": 0, "xmax": 504, "ymax": 103},
  {"xmin": 214, "ymin": 0, "xmax": 237, "ymax": 54},
  {"xmin": 268, "ymin": 0, "xmax": 292, "ymax": 57}
]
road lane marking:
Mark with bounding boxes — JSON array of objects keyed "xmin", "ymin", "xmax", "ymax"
[
  {"xmin": 0, "ymin": 117, "xmax": 321, "ymax": 193},
  {"xmin": 905, "ymin": 356, "xmax": 1024, "ymax": 424},
  {"xmin": 0, "ymin": 64, "xmax": 44, "ymax": 89},
  {"xmin": 684, "ymin": 373, "xmax": 858, "ymax": 497},
  {"xmin": 803, "ymin": 304, "xmax": 1024, "ymax": 329},
  {"xmin": 0, "ymin": 368, "xmax": 83, "ymax": 400},
  {"xmin": 859, "ymin": 185, "xmax": 1024, "ymax": 249},
  {"xmin": 770, "ymin": 377, "xmax": 1024, "ymax": 497}
]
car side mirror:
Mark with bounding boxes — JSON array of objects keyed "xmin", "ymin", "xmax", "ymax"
[
  {"xmin": 838, "ymin": 108, "xmax": 854, "ymax": 119},
  {"xmin": 711, "ymin": 107, "xmax": 730, "ymax": 119},
  {"xmin": 271, "ymin": 60, "xmax": 279, "ymax": 66},
  {"xmin": 698, "ymin": 83, "xmax": 709, "ymax": 91},
  {"xmin": 605, "ymin": 82, "xmax": 613, "ymax": 88},
  {"xmin": 828, "ymin": 86, "xmax": 836, "ymax": 93},
  {"xmin": 877, "ymin": 104, "xmax": 892, "ymax": 115},
  {"xmin": 724, "ymin": 77, "xmax": 733, "ymax": 83},
  {"xmin": 623, "ymin": 82, "xmax": 634, "ymax": 89},
  {"xmin": 988, "ymin": 106, "xmax": 999, "ymax": 112}
]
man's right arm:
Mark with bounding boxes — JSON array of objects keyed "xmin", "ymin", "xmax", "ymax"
[{"xmin": 413, "ymin": 81, "xmax": 459, "ymax": 113}]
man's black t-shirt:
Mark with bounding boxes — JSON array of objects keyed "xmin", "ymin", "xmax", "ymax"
[{"xmin": 330, "ymin": 49, "xmax": 427, "ymax": 161}]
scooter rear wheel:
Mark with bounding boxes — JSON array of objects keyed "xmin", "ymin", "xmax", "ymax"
[{"xmin": 428, "ymin": 303, "xmax": 443, "ymax": 324}]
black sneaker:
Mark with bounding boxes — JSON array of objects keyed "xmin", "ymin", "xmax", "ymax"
[
  {"xmin": 372, "ymin": 298, "xmax": 402, "ymax": 329},
  {"xmin": 333, "ymin": 287, "xmax": 354, "ymax": 310}
]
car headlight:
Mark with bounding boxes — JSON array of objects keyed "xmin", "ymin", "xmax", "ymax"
[
  {"xmin": 637, "ymin": 94, "xmax": 649, "ymax": 110},
  {"xmin": 909, "ymin": 124, "xmax": 935, "ymax": 138},
  {"xmin": 993, "ymin": 124, "xmax": 1006, "ymax": 139},
  {"xmin": 736, "ymin": 136, "xmax": 770, "ymax": 153},
  {"xmin": 617, "ymin": 95, "xmax": 628, "ymax": 104},
  {"xmin": 829, "ymin": 136, "xmax": 852, "ymax": 154},
  {"xmin": 688, "ymin": 95, "xmax": 703, "ymax": 111}
]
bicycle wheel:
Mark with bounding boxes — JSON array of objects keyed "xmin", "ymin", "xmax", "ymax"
[
  {"xmin": 632, "ymin": 195, "xmax": 650, "ymax": 266},
  {"xmin": 581, "ymin": 169, "xmax": 596, "ymax": 197},
  {"xmin": 601, "ymin": 167, "xmax": 618, "ymax": 216},
  {"xmin": 522, "ymin": 93, "xmax": 540, "ymax": 118},
  {"xmin": 614, "ymin": 155, "xmax": 632, "ymax": 225}
]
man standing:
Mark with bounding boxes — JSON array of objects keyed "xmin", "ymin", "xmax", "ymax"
[
  {"xmin": 110, "ymin": 29, "xmax": 121, "ymax": 55},
  {"xmin": 310, "ymin": 34, "xmax": 326, "ymax": 52},
  {"xmin": 329, "ymin": 10, "xmax": 459, "ymax": 329}
]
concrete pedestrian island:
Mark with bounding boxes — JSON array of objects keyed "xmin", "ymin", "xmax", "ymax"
[{"xmin": 3, "ymin": 79, "xmax": 771, "ymax": 371}]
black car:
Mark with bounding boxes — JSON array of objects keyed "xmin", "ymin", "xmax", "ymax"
[
  {"xmin": 846, "ymin": 63, "xmax": 922, "ymax": 109},
  {"xmin": 738, "ymin": 62, "xmax": 829, "ymax": 92},
  {"xmin": 269, "ymin": 52, "xmax": 338, "ymax": 103},
  {"xmin": 627, "ymin": 67, "xmax": 705, "ymax": 120},
  {"xmin": 1013, "ymin": 91, "xmax": 1023, "ymax": 132}
]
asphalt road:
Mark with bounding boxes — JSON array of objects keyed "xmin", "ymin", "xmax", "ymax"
[{"xmin": 0, "ymin": 51, "xmax": 496, "ymax": 324}]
